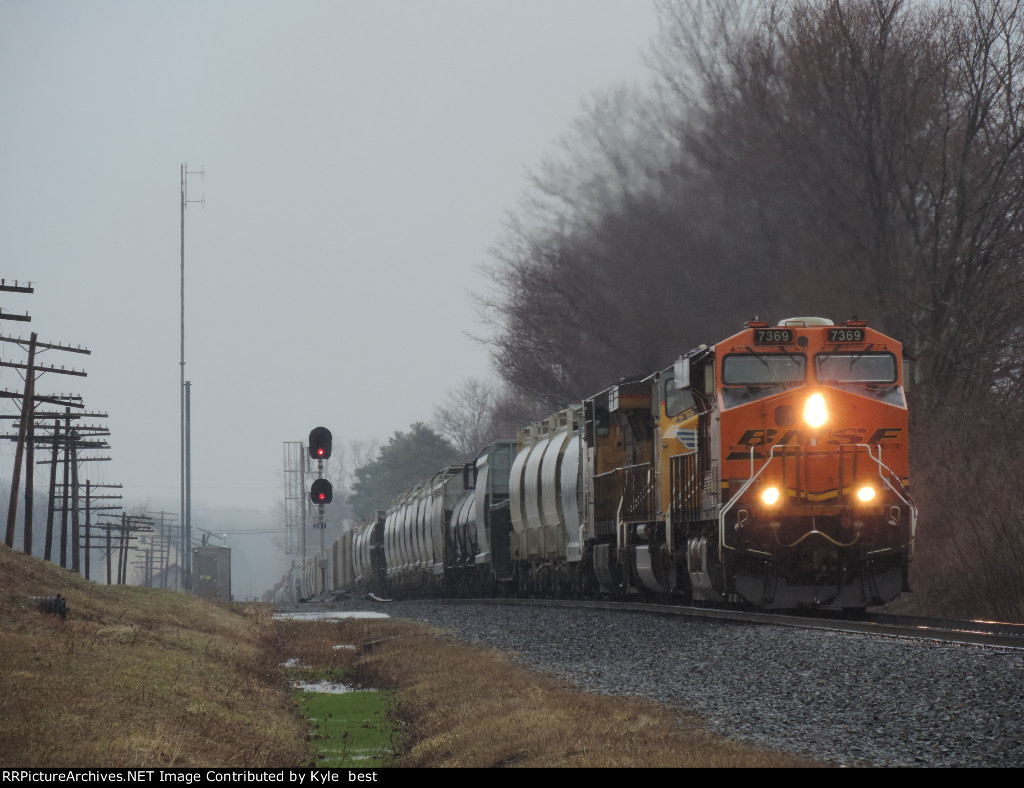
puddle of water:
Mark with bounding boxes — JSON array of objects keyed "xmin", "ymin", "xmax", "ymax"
[
  {"xmin": 274, "ymin": 611, "xmax": 390, "ymax": 621},
  {"xmin": 294, "ymin": 680, "xmax": 362, "ymax": 694}
]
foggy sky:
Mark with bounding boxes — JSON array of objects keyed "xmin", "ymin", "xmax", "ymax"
[{"xmin": 0, "ymin": 0, "xmax": 659, "ymax": 596}]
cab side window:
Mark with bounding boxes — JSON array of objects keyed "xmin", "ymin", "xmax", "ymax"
[{"xmin": 663, "ymin": 373, "xmax": 696, "ymax": 418}]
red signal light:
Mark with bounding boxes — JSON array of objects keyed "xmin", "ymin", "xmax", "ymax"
[{"xmin": 310, "ymin": 478, "xmax": 333, "ymax": 505}]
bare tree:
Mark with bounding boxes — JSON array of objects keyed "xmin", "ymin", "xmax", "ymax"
[
  {"xmin": 347, "ymin": 438, "xmax": 379, "ymax": 472},
  {"xmin": 476, "ymin": 80, "xmax": 717, "ymax": 409},
  {"xmin": 432, "ymin": 378, "xmax": 563, "ymax": 458},
  {"xmin": 912, "ymin": 403, "xmax": 1024, "ymax": 621},
  {"xmin": 432, "ymin": 378, "xmax": 499, "ymax": 459},
  {"xmin": 651, "ymin": 0, "xmax": 1024, "ymax": 407}
]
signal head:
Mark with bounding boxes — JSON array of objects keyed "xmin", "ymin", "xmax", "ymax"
[
  {"xmin": 308, "ymin": 427, "xmax": 333, "ymax": 460},
  {"xmin": 310, "ymin": 478, "xmax": 334, "ymax": 505}
]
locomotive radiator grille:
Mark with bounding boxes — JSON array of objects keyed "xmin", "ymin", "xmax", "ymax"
[
  {"xmin": 670, "ymin": 453, "xmax": 701, "ymax": 523},
  {"xmin": 702, "ymin": 459, "xmax": 720, "ymax": 510}
]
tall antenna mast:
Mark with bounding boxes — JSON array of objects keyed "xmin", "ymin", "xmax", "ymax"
[{"xmin": 180, "ymin": 162, "xmax": 204, "ymax": 592}]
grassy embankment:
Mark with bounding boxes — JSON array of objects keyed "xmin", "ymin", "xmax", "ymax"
[{"xmin": 0, "ymin": 545, "xmax": 822, "ymax": 768}]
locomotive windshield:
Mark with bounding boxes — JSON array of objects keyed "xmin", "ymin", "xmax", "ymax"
[
  {"xmin": 815, "ymin": 352, "xmax": 896, "ymax": 383},
  {"xmin": 722, "ymin": 352, "xmax": 806, "ymax": 386}
]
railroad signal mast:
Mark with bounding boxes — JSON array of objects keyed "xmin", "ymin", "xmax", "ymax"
[
  {"xmin": 307, "ymin": 427, "xmax": 333, "ymax": 524},
  {"xmin": 308, "ymin": 427, "xmax": 334, "ymax": 593}
]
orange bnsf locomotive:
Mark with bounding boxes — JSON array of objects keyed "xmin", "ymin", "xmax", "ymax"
[
  {"xmin": 658, "ymin": 316, "xmax": 915, "ymax": 608},
  {"xmin": 286, "ymin": 317, "xmax": 915, "ymax": 612}
]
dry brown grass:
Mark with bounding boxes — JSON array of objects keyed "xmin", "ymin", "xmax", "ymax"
[
  {"xmin": 1, "ymin": 544, "xmax": 823, "ymax": 768},
  {"xmin": 346, "ymin": 624, "xmax": 823, "ymax": 767},
  {"xmin": 273, "ymin": 613, "xmax": 824, "ymax": 767},
  {"xmin": 0, "ymin": 544, "xmax": 307, "ymax": 767}
]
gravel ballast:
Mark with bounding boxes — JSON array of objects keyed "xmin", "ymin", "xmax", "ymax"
[{"xmin": 330, "ymin": 598, "xmax": 1023, "ymax": 768}]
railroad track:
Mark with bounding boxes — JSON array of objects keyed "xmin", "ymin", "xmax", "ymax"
[
  {"xmin": 457, "ymin": 597, "xmax": 1024, "ymax": 650},
  {"xmin": 345, "ymin": 594, "xmax": 1024, "ymax": 766}
]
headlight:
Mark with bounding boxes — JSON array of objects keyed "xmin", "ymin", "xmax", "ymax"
[
  {"xmin": 761, "ymin": 486, "xmax": 781, "ymax": 506},
  {"xmin": 856, "ymin": 485, "xmax": 876, "ymax": 503},
  {"xmin": 804, "ymin": 392, "xmax": 828, "ymax": 428}
]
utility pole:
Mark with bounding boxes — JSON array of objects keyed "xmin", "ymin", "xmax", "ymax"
[
  {"xmin": 180, "ymin": 163, "xmax": 204, "ymax": 593},
  {"xmin": 45, "ymin": 416, "xmax": 58, "ymax": 560},
  {"xmin": 0, "ymin": 280, "xmax": 33, "ymax": 549},
  {"xmin": 0, "ymin": 279, "xmax": 91, "ymax": 555},
  {"xmin": 95, "ymin": 514, "xmax": 152, "ymax": 585},
  {"xmin": 185, "ymin": 379, "xmax": 192, "ymax": 582},
  {"xmin": 5, "ymin": 333, "xmax": 36, "ymax": 548},
  {"xmin": 1, "ymin": 329, "xmax": 90, "ymax": 552},
  {"xmin": 25, "ymin": 419, "xmax": 110, "ymax": 568},
  {"xmin": 83, "ymin": 481, "xmax": 122, "ymax": 581},
  {"xmin": 147, "ymin": 511, "xmax": 178, "ymax": 588},
  {"xmin": 60, "ymin": 413, "xmax": 70, "ymax": 567},
  {"xmin": 15, "ymin": 409, "xmax": 108, "ymax": 564}
]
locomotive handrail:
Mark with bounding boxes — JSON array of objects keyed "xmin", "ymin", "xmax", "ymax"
[
  {"xmin": 718, "ymin": 442, "xmax": 918, "ymax": 561},
  {"xmin": 860, "ymin": 443, "xmax": 918, "ymax": 554},
  {"xmin": 859, "ymin": 444, "xmax": 914, "ymax": 506},
  {"xmin": 718, "ymin": 445, "xmax": 782, "ymax": 560}
]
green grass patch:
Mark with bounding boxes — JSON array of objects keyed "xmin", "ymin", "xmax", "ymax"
[{"xmin": 298, "ymin": 688, "xmax": 396, "ymax": 768}]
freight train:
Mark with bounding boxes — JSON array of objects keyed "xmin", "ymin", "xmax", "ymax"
[{"xmin": 271, "ymin": 317, "xmax": 916, "ymax": 612}]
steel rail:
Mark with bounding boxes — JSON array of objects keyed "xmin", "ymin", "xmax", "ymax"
[{"xmin": 441, "ymin": 597, "xmax": 1024, "ymax": 651}]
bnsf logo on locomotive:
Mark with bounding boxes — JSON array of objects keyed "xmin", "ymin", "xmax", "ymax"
[{"xmin": 727, "ymin": 427, "xmax": 902, "ymax": 460}]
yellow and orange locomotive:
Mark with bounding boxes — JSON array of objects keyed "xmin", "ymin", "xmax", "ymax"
[{"xmin": 644, "ymin": 316, "xmax": 915, "ymax": 608}]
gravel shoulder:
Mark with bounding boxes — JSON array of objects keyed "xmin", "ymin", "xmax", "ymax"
[{"xmin": 316, "ymin": 596, "xmax": 1024, "ymax": 768}]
